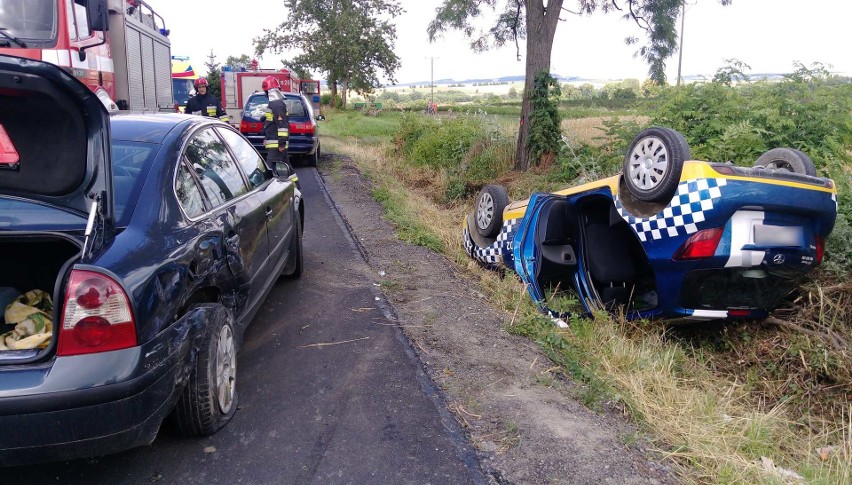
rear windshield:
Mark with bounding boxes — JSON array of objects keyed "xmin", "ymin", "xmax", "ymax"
[
  {"xmin": 0, "ymin": 0, "xmax": 58, "ymax": 45},
  {"xmin": 112, "ymin": 140, "xmax": 158, "ymax": 226},
  {"xmin": 243, "ymin": 95, "xmax": 307, "ymax": 120}
]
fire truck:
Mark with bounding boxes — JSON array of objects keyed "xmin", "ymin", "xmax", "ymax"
[
  {"xmin": 220, "ymin": 64, "xmax": 321, "ymax": 126},
  {"xmin": 0, "ymin": 0, "xmax": 174, "ymax": 113}
]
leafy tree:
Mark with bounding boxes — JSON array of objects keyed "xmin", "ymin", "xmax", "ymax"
[
  {"xmin": 224, "ymin": 54, "xmax": 252, "ymax": 71},
  {"xmin": 428, "ymin": 0, "xmax": 732, "ymax": 170},
  {"xmin": 254, "ymin": 0, "xmax": 402, "ymax": 108},
  {"xmin": 204, "ymin": 50, "xmax": 221, "ymax": 99},
  {"xmin": 712, "ymin": 58, "xmax": 751, "ymax": 86}
]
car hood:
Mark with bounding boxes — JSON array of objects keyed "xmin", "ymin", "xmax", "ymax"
[{"xmin": 0, "ymin": 54, "xmax": 113, "ymax": 225}]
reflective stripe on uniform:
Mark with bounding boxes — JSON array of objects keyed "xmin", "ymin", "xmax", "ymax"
[
  {"xmin": 206, "ymin": 106, "xmax": 217, "ymax": 115},
  {"xmin": 277, "ymin": 129, "xmax": 289, "ymax": 137},
  {"xmin": 265, "ymin": 140, "xmax": 279, "ymax": 148},
  {"xmin": 219, "ymin": 116, "xmax": 230, "ymax": 122},
  {"xmin": 265, "ymin": 112, "xmax": 274, "ymax": 121}
]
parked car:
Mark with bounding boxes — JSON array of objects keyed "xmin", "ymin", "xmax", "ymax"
[
  {"xmin": 0, "ymin": 54, "xmax": 304, "ymax": 465},
  {"xmin": 239, "ymin": 91, "xmax": 323, "ymax": 166},
  {"xmin": 464, "ymin": 127, "xmax": 838, "ymax": 324}
]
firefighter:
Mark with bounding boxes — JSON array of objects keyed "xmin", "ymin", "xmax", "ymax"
[
  {"xmin": 261, "ymin": 75, "xmax": 290, "ymax": 167},
  {"xmin": 185, "ymin": 77, "xmax": 230, "ymax": 122}
]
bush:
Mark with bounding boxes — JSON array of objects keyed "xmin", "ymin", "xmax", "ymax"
[
  {"xmin": 393, "ymin": 114, "xmax": 514, "ymax": 202},
  {"xmin": 320, "ymin": 93, "xmax": 342, "ymax": 108}
]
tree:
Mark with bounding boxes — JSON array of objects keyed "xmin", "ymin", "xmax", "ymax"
[
  {"xmin": 254, "ymin": 0, "xmax": 402, "ymax": 108},
  {"xmin": 428, "ymin": 0, "xmax": 732, "ymax": 170},
  {"xmin": 224, "ymin": 54, "xmax": 252, "ymax": 71},
  {"xmin": 204, "ymin": 50, "xmax": 222, "ymax": 100}
]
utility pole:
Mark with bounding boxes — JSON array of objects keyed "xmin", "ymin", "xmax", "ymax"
[
  {"xmin": 676, "ymin": 1, "xmax": 687, "ymax": 86},
  {"xmin": 425, "ymin": 56, "xmax": 438, "ymax": 113}
]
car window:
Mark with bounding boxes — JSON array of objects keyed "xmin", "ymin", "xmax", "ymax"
[
  {"xmin": 243, "ymin": 94, "xmax": 307, "ymax": 119},
  {"xmin": 175, "ymin": 162, "xmax": 206, "ymax": 219},
  {"xmin": 216, "ymin": 128, "xmax": 270, "ymax": 189},
  {"xmin": 185, "ymin": 128, "xmax": 248, "ymax": 207},
  {"xmin": 111, "ymin": 140, "xmax": 158, "ymax": 226},
  {"xmin": 284, "ymin": 98, "xmax": 306, "ymax": 117}
]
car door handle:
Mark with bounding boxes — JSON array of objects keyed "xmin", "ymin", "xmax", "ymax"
[
  {"xmin": 226, "ymin": 231, "xmax": 240, "ymax": 248},
  {"xmin": 265, "ymin": 207, "xmax": 273, "ymax": 220}
]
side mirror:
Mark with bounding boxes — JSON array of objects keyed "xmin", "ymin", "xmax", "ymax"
[
  {"xmin": 86, "ymin": 0, "xmax": 110, "ymax": 32},
  {"xmin": 274, "ymin": 161, "xmax": 291, "ymax": 177},
  {"xmin": 316, "ymin": 115, "xmax": 325, "ymax": 121}
]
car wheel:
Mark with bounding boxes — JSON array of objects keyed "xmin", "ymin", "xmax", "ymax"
[
  {"xmin": 754, "ymin": 147, "xmax": 817, "ymax": 176},
  {"xmin": 623, "ymin": 127, "xmax": 691, "ymax": 203},
  {"xmin": 172, "ymin": 305, "xmax": 238, "ymax": 437},
  {"xmin": 281, "ymin": 213, "xmax": 303, "ymax": 278},
  {"xmin": 305, "ymin": 145, "xmax": 319, "ymax": 167},
  {"xmin": 474, "ymin": 184, "xmax": 509, "ymax": 238}
]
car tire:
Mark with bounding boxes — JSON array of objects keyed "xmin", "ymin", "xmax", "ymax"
[
  {"xmin": 281, "ymin": 214, "xmax": 303, "ymax": 278},
  {"xmin": 474, "ymin": 184, "xmax": 509, "ymax": 238},
  {"xmin": 305, "ymin": 144, "xmax": 319, "ymax": 167},
  {"xmin": 171, "ymin": 304, "xmax": 238, "ymax": 437},
  {"xmin": 623, "ymin": 127, "xmax": 691, "ymax": 203},
  {"xmin": 754, "ymin": 147, "xmax": 817, "ymax": 176}
]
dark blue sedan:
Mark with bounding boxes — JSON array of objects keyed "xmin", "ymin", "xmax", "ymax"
[{"xmin": 0, "ymin": 55, "xmax": 304, "ymax": 465}]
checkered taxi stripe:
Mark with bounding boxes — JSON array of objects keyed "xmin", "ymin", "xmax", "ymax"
[
  {"xmin": 465, "ymin": 218, "xmax": 519, "ymax": 265},
  {"xmin": 615, "ymin": 178, "xmax": 728, "ymax": 242}
]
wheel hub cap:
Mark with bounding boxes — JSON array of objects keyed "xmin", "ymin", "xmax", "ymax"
[
  {"xmin": 628, "ymin": 136, "xmax": 669, "ymax": 191},
  {"xmin": 476, "ymin": 193, "xmax": 494, "ymax": 231},
  {"xmin": 215, "ymin": 325, "xmax": 236, "ymax": 414}
]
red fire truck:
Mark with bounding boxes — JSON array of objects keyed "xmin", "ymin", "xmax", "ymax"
[
  {"xmin": 0, "ymin": 0, "xmax": 174, "ymax": 113},
  {"xmin": 220, "ymin": 64, "xmax": 321, "ymax": 126}
]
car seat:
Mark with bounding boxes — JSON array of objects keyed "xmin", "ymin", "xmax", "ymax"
[{"xmin": 584, "ymin": 203, "xmax": 636, "ymax": 306}]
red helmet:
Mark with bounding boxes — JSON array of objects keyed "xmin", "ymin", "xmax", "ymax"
[
  {"xmin": 194, "ymin": 77, "xmax": 209, "ymax": 88},
  {"xmin": 262, "ymin": 75, "xmax": 280, "ymax": 91}
]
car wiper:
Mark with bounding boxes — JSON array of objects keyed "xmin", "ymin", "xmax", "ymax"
[{"xmin": 0, "ymin": 28, "xmax": 27, "ymax": 48}]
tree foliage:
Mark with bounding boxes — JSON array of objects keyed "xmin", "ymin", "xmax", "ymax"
[
  {"xmin": 254, "ymin": 0, "xmax": 402, "ymax": 107},
  {"xmin": 528, "ymin": 71, "xmax": 562, "ymax": 162},
  {"xmin": 224, "ymin": 54, "xmax": 252, "ymax": 71},
  {"xmin": 428, "ymin": 0, "xmax": 732, "ymax": 170},
  {"xmin": 204, "ymin": 50, "xmax": 221, "ymax": 99}
]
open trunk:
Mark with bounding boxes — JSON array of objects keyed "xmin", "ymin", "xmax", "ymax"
[{"xmin": 0, "ymin": 234, "xmax": 80, "ymax": 362}]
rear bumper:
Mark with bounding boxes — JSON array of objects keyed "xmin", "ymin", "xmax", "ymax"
[
  {"xmin": 0, "ymin": 359, "xmax": 179, "ymax": 466},
  {"xmin": 244, "ymin": 133, "xmax": 318, "ymax": 156},
  {"xmin": 0, "ymin": 307, "xmax": 209, "ymax": 466}
]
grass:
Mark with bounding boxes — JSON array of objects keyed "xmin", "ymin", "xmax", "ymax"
[{"xmin": 320, "ymin": 107, "xmax": 851, "ymax": 484}]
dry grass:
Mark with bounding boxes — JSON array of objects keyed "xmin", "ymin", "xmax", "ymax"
[
  {"xmin": 320, "ymin": 118, "xmax": 851, "ymax": 485},
  {"xmin": 561, "ymin": 115, "xmax": 651, "ymax": 147}
]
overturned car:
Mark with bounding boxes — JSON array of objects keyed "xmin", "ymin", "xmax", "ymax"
[{"xmin": 464, "ymin": 127, "xmax": 838, "ymax": 324}]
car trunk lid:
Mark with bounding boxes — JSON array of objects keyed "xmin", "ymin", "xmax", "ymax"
[{"xmin": 0, "ymin": 54, "xmax": 114, "ymax": 240}]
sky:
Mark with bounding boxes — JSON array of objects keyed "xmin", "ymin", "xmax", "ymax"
[{"xmin": 152, "ymin": 0, "xmax": 851, "ymax": 85}]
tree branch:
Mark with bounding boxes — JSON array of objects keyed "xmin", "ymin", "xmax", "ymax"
[
  {"xmin": 626, "ymin": 0, "xmax": 650, "ymax": 30},
  {"xmin": 513, "ymin": 0, "xmax": 522, "ymax": 61}
]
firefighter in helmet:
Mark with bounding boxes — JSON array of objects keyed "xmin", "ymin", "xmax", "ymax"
[
  {"xmin": 261, "ymin": 75, "xmax": 289, "ymax": 167},
  {"xmin": 185, "ymin": 77, "xmax": 230, "ymax": 122}
]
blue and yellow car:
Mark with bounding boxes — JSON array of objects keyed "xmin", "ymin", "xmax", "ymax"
[{"xmin": 464, "ymin": 127, "xmax": 838, "ymax": 324}]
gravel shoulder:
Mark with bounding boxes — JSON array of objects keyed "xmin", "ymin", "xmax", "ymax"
[{"xmin": 317, "ymin": 154, "xmax": 677, "ymax": 485}]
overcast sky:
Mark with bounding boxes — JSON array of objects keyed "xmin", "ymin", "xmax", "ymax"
[{"xmin": 153, "ymin": 0, "xmax": 851, "ymax": 84}]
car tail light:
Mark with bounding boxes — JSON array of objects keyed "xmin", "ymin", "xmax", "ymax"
[
  {"xmin": 728, "ymin": 309, "xmax": 751, "ymax": 317},
  {"xmin": 0, "ymin": 123, "xmax": 20, "ymax": 168},
  {"xmin": 815, "ymin": 236, "xmax": 825, "ymax": 265},
  {"xmin": 57, "ymin": 270, "xmax": 136, "ymax": 356},
  {"xmin": 289, "ymin": 121, "xmax": 315, "ymax": 135},
  {"xmin": 673, "ymin": 227, "xmax": 724, "ymax": 261},
  {"xmin": 240, "ymin": 120, "xmax": 262, "ymax": 133}
]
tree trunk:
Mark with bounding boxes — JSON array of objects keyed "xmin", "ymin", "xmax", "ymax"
[
  {"xmin": 342, "ymin": 74, "xmax": 350, "ymax": 109},
  {"xmin": 514, "ymin": 0, "xmax": 563, "ymax": 171},
  {"xmin": 330, "ymin": 78, "xmax": 338, "ymax": 108}
]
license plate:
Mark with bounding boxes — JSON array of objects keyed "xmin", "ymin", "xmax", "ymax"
[{"xmin": 753, "ymin": 224, "xmax": 804, "ymax": 247}]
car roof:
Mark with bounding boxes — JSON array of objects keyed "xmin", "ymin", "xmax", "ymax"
[
  {"xmin": 247, "ymin": 91, "xmax": 307, "ymax": 101},
  {"xmin": 110, "ymin": 114, "xmax": 206, "ymax": 143}
]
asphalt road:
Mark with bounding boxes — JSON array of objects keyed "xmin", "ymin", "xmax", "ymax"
[{"xmin": 6, "ymin": 167, "xmax": 483, "ymax": 484}]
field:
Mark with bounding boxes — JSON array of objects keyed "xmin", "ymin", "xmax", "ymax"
[{"xmin": 318, "ymin": 74, "xmax": 851, "ymax": 483}]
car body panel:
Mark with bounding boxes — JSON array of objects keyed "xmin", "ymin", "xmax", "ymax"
[{"xmin": 464, "ymin": 161, "xmax": 837, "ymax": 321}]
